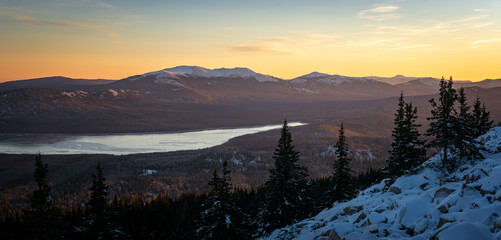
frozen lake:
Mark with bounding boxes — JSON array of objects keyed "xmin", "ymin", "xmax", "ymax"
[{"xmin": 0, "ymin": 122, "xmax": 305, "ymax": 155}]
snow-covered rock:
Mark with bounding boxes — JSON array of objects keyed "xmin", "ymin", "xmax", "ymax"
[{"xmin": 263, "ymin": 127, "xmax": 501, "ymax": 240}]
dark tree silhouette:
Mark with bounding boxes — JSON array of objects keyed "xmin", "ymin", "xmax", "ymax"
[
  {"xmin": 31, "ymin": 153, "xmax": 51, "ymax": 213},
  {"xmin": 29, "ymin": 153, "xmax": 58, "ymax": 240},
  {"xmin": 256, "ymin": 119, "xmax": 310, "ymax": 235},
  {"xmin": 330, "ymin": 123, "xmax": 356, "ymax": 203},
  {"xmin": 454, "ymin": 87, "xmax": 482, "ymax": 163},
  {"xmin": 472, "ymin": 96, "xmax": 493, "ymax": 138},
  {"xmin": 384, "ymin": 93, "xmax": 425, "ymax": 177},
  {"xmin": 84, "ymin": 162, "xmax": 111, "ymax": 239},
  {"xmin": 427, "ymin": 77, "xmax": 458, "ymax": 173},
  {"xmin": 197, "ymin": 160, "xmax": 247, "ymax": 240}
]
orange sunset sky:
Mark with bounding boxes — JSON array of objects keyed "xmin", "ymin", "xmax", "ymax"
[{"xmin": 1, "ymin": 0, "xmax": 501, "ymax": 82}]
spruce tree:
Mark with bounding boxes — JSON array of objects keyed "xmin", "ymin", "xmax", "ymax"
[
  {"xmin": 88, "ymin": 162, "xmax": 108, "ymax": 216},
  {"xmin": 454, "ymin": 87, "xmax": 482, "ymax": 162},
  {"xmin": 385, "ymin": 93, "xmax": 426, "ymax": 177},
  {"xmin": 384, "ymin": 93, "xmax": 407, "ymax": 177},
  {"xmin": 31, "ymin": 153, "xmax": 52, "ymax": 213},
  {"xmin": 330, "ymin": 123, "xmax": 356, "ymax": 203},
  {"xmin": 85, "ymin": 162, "xmax": 110, "ymax": 239},
  {"xmin": 256, "ymin": 119, "xmax": 309, "ymax": 235},
  {"xmin": 401, "ymin": 102, "xmax": 426, "ymax": 172},
  {"xmin": 426, "ymin": 77, "xmax": 458, "ymax": 172},
  {"xmin": 472, "ymin": 96, "xmax": 493, "ymax": 137},
  {"xmin": 197, "ymin": 160, "xmax": 246, "ymax": 240},
  {"xmin": 29, "ymin": 153, "xmax": 53, "ymax": 240}
]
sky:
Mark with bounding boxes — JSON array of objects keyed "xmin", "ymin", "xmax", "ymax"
[{"xmin": 1, "ymin": 0, "xmax": 501, "ymax": 82}]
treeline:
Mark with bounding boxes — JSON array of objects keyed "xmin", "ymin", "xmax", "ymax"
[
  {"xmin": 0, "ymin": 77, "xmax": 494, "ymax": 239},
  {"xmin": 0, "ymin": 146, "xmax": 382, "ymax": 239},
  {"xmin": 384, "ymin": 77, "xmax": 493, "ymax": 182}
]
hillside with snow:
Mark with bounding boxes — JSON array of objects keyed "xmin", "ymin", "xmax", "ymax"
[
  {"xmin": 290, "ymin": 72, "xmax": 375, "ymax": 86},
  {"xmin": 2, "ymin": 66, "xmax": 501, "ymax": 133},
  {"xmin": 264, "ymin": 127, "xmax": 501, "ymax": 240},
  {"xmin": 136, "ymin": 65, "xmax": 279, "ymax": 82}
]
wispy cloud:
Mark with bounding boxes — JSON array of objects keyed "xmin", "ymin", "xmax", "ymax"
[
  {"xmin": 373, "ymin": 15, "xmax": 492, "ymax": 36},
  {"xmin": 358, "ymin": 5, "xmax": 402, "ymax": 21},
  {"xmin": 345, "ymin": 37, "xmax": 407, "ymax": 47},
  {"xmin": 391, "ymin": 44, "xmax": 433, "ymax": 51},
  {"xmin": 228, "ymin": 37, "xmax": 299, "ymax": 55},
  {"xmin": 470, "ymin": 38, "xmax": 501, "ymax": 48},
  {"xmin": 229, "ymin": 34, "xmax": 433, "ymax": 55},
  {"xmin": 344, "ymin": 37, "xmax": 432, "ymax": 51},
  {"xmin": 228, "ymin": 43, "xmax": 289, "ymax": 55},
  {"xmin": 227, "ymin": 34, "xmax": 340, "ymax": 55},
  {"xmin": 56, "ymin": 0, "xmax": 115, "ymax": 9},
  {"xmin": 97, "ymin": 2, "xmax": 115, "ymax": 9},
  {"xmin": 10, "ymin": 14, "xmax": 119, "ymax": 37}
]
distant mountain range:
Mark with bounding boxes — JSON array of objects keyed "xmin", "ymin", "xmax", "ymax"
[
  {"xmin": 1, "ymin": 66, "xmax": 500, "ymax": 133},
  {"xmin": 0, "ymin": 76, "xmax": 114, "ymax": 92},
  {"xmin": 364, "ymin": 74, "xmax": 421, "ymax": 85},
  {"xmin": 2, "ymin": 66, "xmax": 500, "ymax": 98}
]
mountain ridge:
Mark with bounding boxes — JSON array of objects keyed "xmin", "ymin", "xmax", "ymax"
[
  {"xmin": 1, "ymin": 66, "xmax": 500, "ymax": 133},
  {"xmin": 2, "ymin": 66, "xmax": 501, "ymax": 92}
]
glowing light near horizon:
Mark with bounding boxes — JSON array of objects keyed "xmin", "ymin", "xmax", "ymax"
[{"xmin": 0, "ymin": 0, "xmax": 500, "ymax": 82}]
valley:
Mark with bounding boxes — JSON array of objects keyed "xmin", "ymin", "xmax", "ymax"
[{"xmin": 1, "ymin": 66, "xmax": 500, "ymax": 221}]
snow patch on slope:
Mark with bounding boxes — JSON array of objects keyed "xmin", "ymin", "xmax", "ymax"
[
  {"xmin": 154, "ymin": 78, "xmax": 186, "ymax": 87},
  {"xmin": 290, "ymin": 73, "xmax": 372, "ymax": 86},
  {"xmin": 264, "ymin": 127, "xmax": 501, "ymax": 240},
  {"xmin": 61, "ymin": 90, "xmax": 87, "ymax": 98},
  {"xmin": 298, "ymin": 72, "xmax": 331, "ymax": 79},
  {"xmin": 316, "ymin": 76, "xmax": 369, "ymax": 85},
  {"xmin": 401, "ymin": 77, "xmax": 439, "ymax": 86}
]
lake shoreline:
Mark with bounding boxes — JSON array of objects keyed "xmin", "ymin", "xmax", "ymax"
[
  {"xmin": 0, "ymin": 122, "xmax": 306, "ymax": 155},
  {"xmin": 0, "ymin": 121, "xmax": 307, "ymax": 137}
]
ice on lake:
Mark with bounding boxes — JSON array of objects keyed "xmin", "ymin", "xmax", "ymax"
[{"xmin": 0, "ymin": 122, "xmax": 305, "ymax": 155}]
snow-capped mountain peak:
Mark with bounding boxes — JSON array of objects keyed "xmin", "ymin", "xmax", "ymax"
[
  {"xmin": 142, "ymin": 66, "xmax": 279, "ymax": 82},
  {"xmin": 298, "ymin": 72, "xmax": 332, "ymax": 79}
]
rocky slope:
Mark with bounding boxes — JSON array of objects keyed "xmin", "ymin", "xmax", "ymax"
[{"xmin": 264, "ymin": 127, "xmax": 501, "ymax": 240}]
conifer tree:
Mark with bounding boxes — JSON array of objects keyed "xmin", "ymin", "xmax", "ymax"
[
  {"xmin": 472, "ymin": 96, "xmax": 493, "ymax": 137},
  {"xmin": 31, "ymin": 153, "xmax": 52, "ymax": 213},
  {"xmin": 256, "ymin": 119, "xmax": 309, "ymax": 235},
  {"xmin": 84, "ymin": 162, "xmax": 110, "ymax": 239},
  {"xmin": 454, "ymin": 87, "xmax": 482, "ymax": 162},
  {"xmin": 402, "ymin": 102, "xmax": 426, "ymax": 172},
  {"xmin": 385, "ymin": 93, "xmax": 425, "ymax": 178},
  {"xmin": 88, "ymin": 162, "xmax": 108, "ymax": 216},
  {"xmin": 426, "ymin": 77, "xmax": 458, "ymax": 172},
  {"xmin": 29, "ymin": 153, "xmax": 54, "ymax": 240},
  {"xmin": 384, "ymin": 93, "xmax": 407, "ymax": 177},
  {"xmin": 330, "ymin": 123, "xmax": 356, "ymax": 202},
  {"xmin": 197, "ymin": 160, "xmax": 246, "ymax": 240}
]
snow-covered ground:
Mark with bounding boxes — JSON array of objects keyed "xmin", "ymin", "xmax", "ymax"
[{"xmin": 264, "ymin": 127, "xmax": 501, "ymax": 240}]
